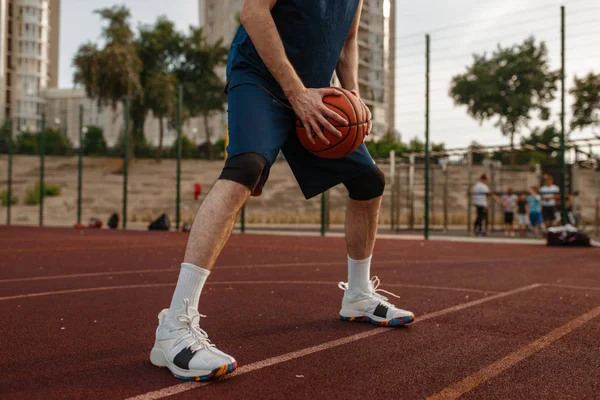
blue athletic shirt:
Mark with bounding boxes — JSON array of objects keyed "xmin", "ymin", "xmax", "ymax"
[
  {"xmin": 226, "ymin": 0, "xmax": 360, "ymax": 99},
  {"xmin": 527, "ymin": 194, "xmax": 541, "ymax": 213}
]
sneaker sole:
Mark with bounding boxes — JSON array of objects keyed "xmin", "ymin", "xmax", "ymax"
[
  {"xmin": 173, "ymin": 362, "xmax": 238, "ymax": 382},
  {"xmin": 151, "ymin": 347, "xmax": 237, "ymax": 381},
  {"xmin": 340, "ymin": 315, "xmax": 415, "ymax": 327}
]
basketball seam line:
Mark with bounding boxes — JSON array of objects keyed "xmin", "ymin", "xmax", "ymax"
[{"xmin": 337, "ymin": 90, "xmax": 364, "ymax": 157}]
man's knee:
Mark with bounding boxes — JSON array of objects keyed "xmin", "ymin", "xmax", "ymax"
[
  {"xmin": 219, "ymin": 153, "xmax": 268, "ymax": 195},
  {"xmin": 344, "ymin": 168, "xmax": 386, "ymax": 201}
]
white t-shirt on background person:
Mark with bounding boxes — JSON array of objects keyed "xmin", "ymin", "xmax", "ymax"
[
  {"xmin": 473, "ymin": 182, "xmax": 490, "ymax": 207},
  {"xmin": 540, "ymin": 184, "xmax": 560, "ymax": 207}
]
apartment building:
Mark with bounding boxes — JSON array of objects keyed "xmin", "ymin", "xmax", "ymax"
[{"xmin": 0, "ymin": 0, "xmax": 60, "ymax": 133}]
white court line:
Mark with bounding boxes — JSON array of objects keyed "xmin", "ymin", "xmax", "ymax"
[
  {"xmin": 125, "ymin": 284, "xmax": 542, "ymax": 400},
  {"xmin": 428, "ymin": 303, "xmax": 600, "ymax": 400},
  {"xmin": 545, "ymin": 283, "xmax": 600, "ymax": 292},
  {"xmin": 0, "ymin": 280, "xmax": 494, "ymax": 301}
]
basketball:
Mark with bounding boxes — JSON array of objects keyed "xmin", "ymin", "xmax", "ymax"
[{"xmin": 295, "ymin": 87, "xmax": 368, "ymax": 159}]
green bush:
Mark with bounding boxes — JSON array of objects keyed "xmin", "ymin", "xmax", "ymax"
[
  {"xmin": 0, "ymin": 121, "xmax": 12, "ymax": 154},
  {"xmin": 43, "ymin": 129, "xmax": 74, "ymax": 156},
  {"xmin": 25, "ymin": 182, "xmax": 62, "ymax": 205},
  {"xmin": 82, "ymin": 126, "xmax": 107, "ymax": 156},
  {"xmin": 214, "ymin": 138, "xmax": 226, "ymax": 159},
  {"xmin": 16, "ymin": 132, "xmax": 39, "ymax": 154},
  {"xmin": 13, "ymin": 129, "xmax": 73, "ymax": 156},
  {"xmin": 0, "ymin": 190, "xmax": 18, "ymax": 206},
  {"xmin": 168, "ymin": 134, "xmax": 199, "ymax": 159}
]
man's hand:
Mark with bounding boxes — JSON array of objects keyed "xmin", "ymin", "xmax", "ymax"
[
  {"xmin": 349, "ymin": 90, "xmax": 372, "ymax": 136},
  {"xmin": 289, "ymin": 87, "xmax": 349, "ymax": 145}
]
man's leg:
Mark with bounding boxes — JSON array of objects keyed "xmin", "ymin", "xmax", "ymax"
[
  {"xmin": 474, "ymin": 206, "xmax": 483, "ymax": 234},
  {"xmin": 182, "ymin": 180, "xmax": 249, "ymax": 270},
  {"xmin": 338, "ymin": 168, "xmax": 415, "ymax": 326},
  {"xmin": 166, "ymin": 179, "xmax": 250, "ymax": 319},
  {"xmin": 152, "ymin": 152, "xmax": 269, "ymax": 381},
  {"xmin": 345, "ymin": 196, "xmax": 381, "ymax": 261}
]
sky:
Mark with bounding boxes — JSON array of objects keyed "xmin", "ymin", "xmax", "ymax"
[{"xmin": 58, "ymin": 0, "xmax": 600, "ymax": 150}]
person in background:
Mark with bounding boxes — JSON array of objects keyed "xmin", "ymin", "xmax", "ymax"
[
  {"xmin": 500, "ymin": 188, "xmax": 518, "ymax": 237},
  {"xmin": 516, "ymin": 193, "xmax": 529, "ymax": 237},
  {"xmin": 527, "ymin": 186, "xmax": 545, "ymax": 235},
  {"xmin": 194, "ymin": 183, "xmax": 202, "ymax": 201},
  {"xmin": 540, "ymin": 174, "xmax": 560, "ymax": 227},
  {"xmin": 473, "ymin": 174, "xmax": 499, "ymax": 237}
]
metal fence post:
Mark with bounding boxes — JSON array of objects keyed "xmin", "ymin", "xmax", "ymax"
[
  {"xmin": 467, "ymin": 148, "xmax": 473, "ymax": 235},
  {"xmin": 395, "ymin": 166, "xmax": 401, "ymax": 230},
  {"xmin": 390, "ymin": 150, "xmax": 396, "ymax": 230},
  {"xmin": 424, "ymin": 33, "xmax": 431, "ymax": 240},
  {"xmin": 560, "ymin": 5, "xmax": 567, "ymax": 224},
  {"xmin": 409, "ymin": 154, "xmax": 415, "ymax": 230},
  {"xmin": 6, "ymin": 120, "xmax": 13, "ymax": 225},
  {"xmin": 77, "ymin": 105, "xmax": 84, "ymax": 225},
  {"xmin": 443, "ymin": 163, "xmax": 449, "ymax": 232},
  {"xmin": 39, "ymin": 114, "xmax": 46, "ymax": 226},
  {"xmin": 176, "ymin": 85, "xmax": 183, "ymax": 230},
  {"xmin": 122, "ymin": 98, "xmax": 130, "ymax": 229}
]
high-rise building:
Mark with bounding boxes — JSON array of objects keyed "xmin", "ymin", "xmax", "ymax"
[
  {"xmin": 198, "ymin": 0, "xmax": 243, "ymax": 143},
  {"xmin": 198, "ymin": 1, "xmax": 393, "ymax": 140},
  {"xmin": 357, "ymin": 0, "xmax": 390, "ymax": 137},
  {"xmin": 0, "ymin": 0, "xmax": 60, "ymax": 133}
]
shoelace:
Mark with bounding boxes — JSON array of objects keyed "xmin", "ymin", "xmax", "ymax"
[
  {"xmin": 338, "ymin": 276, "xmax": 401, "ymax": 308},
  {"xmin": 172, "ymin": 299, "xmax": 214, "ymax": 352}
]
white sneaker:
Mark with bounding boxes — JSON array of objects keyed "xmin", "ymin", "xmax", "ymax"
[
  {"xmin": 338, "ymin": 277, "xmax": 415, "ymax": 327},
  {"xmin": 150, "ymin": 300, "xmax": 237, "ymax": 381}
]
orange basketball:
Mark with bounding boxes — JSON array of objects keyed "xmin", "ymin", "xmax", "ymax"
[{"xmin": 295, "ymin": 87, "xmax": 367, "ymax": 159}]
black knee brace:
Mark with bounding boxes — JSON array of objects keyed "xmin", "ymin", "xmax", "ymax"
[
  {"xmin": 219, "ymin": 153, "xmax": 268, "ymax": 196},
  {"xmin": 343, "ymin": 168, "xmax": 386, "ymax": 201}
]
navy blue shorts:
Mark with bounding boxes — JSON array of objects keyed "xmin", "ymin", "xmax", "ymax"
[{"xmin": 226, "ymin": 84, "xmax": 378, "ymax": 199}]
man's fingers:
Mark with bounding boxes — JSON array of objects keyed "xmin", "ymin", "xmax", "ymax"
[
  {"xmin": 366, "ymin": 119, "xmax": 373, "ymax": 136},
  {"xmin": 302, "ymin": 120, "xmax": 316, "ymax": 145},
  {"xmin": 317, "ymin": 115, "xmax": 342, "ymax": 137},
  {"xmin": 310, "ymin": 119, "xmax": 330, "ymax": 145},
  {"xmin": 322, "ymin": 107, "xmax": 348, "ymax": 126},
  {"xmin": 320, "ymin": 88, "xmax": 343, "ymax": 97}
]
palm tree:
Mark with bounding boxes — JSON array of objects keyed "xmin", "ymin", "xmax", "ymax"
[{"xmin": 73, "ymin": 6, "xmax": 142, "ymax": 163}]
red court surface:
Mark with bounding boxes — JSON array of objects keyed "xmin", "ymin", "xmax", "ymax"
[{"xmin": 1, "ymin": 227, "xmax": 599, "ymax": 399}]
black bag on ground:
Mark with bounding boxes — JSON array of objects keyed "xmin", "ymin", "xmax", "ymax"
[
  {"xmin": 149, "ymin": 213, "xmax": 170, "ymax": 231},
  {"xmin": 547, "ymin": 225, "xmax": 591, "ymax": 247},
  {"xmin": 107, "ymin": 213, "xmax": 119, "ymax": 229}
]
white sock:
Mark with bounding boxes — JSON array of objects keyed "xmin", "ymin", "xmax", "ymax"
[
  {"xmin": 347, "ymin": 255, "xmax": 372, "ymax": 294},
  {"xmin": 168, "ymin": 263, "xmax": 210, "ymax": 317}
]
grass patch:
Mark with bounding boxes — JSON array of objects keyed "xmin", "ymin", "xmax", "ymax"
[
  {"xmin": 0, "ymin": 190, "xmax": 18, "ymax": 206},
  {"xmin": 25, "ymin": 182, "xmax": 62, "ymax": 205}
]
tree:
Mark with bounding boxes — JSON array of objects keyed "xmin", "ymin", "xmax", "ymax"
[
  {"xmin": 570, "ymin": 72, "xmax": 600, "ymax": 132},
  {"xmin": 449, "ymin": 37, "xmax": 560, "ymax": 164},
  {"xmin": 177, "ymin": 27, "xmax": 228, "ymax": 160},
  {"xmin": 519, "ymin": 125, "xmax": 560, "ymax": 166},
  {"xmin": 73, "ymin": 6, "xmax": 142, "ymax": 163},
  {"xmin": 83, "ymin": 126, "xmax": 107, "ymax": 155},
  {"xmin": 136, "ymin": 17, "xmax": 182, "ymax": 161}
]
